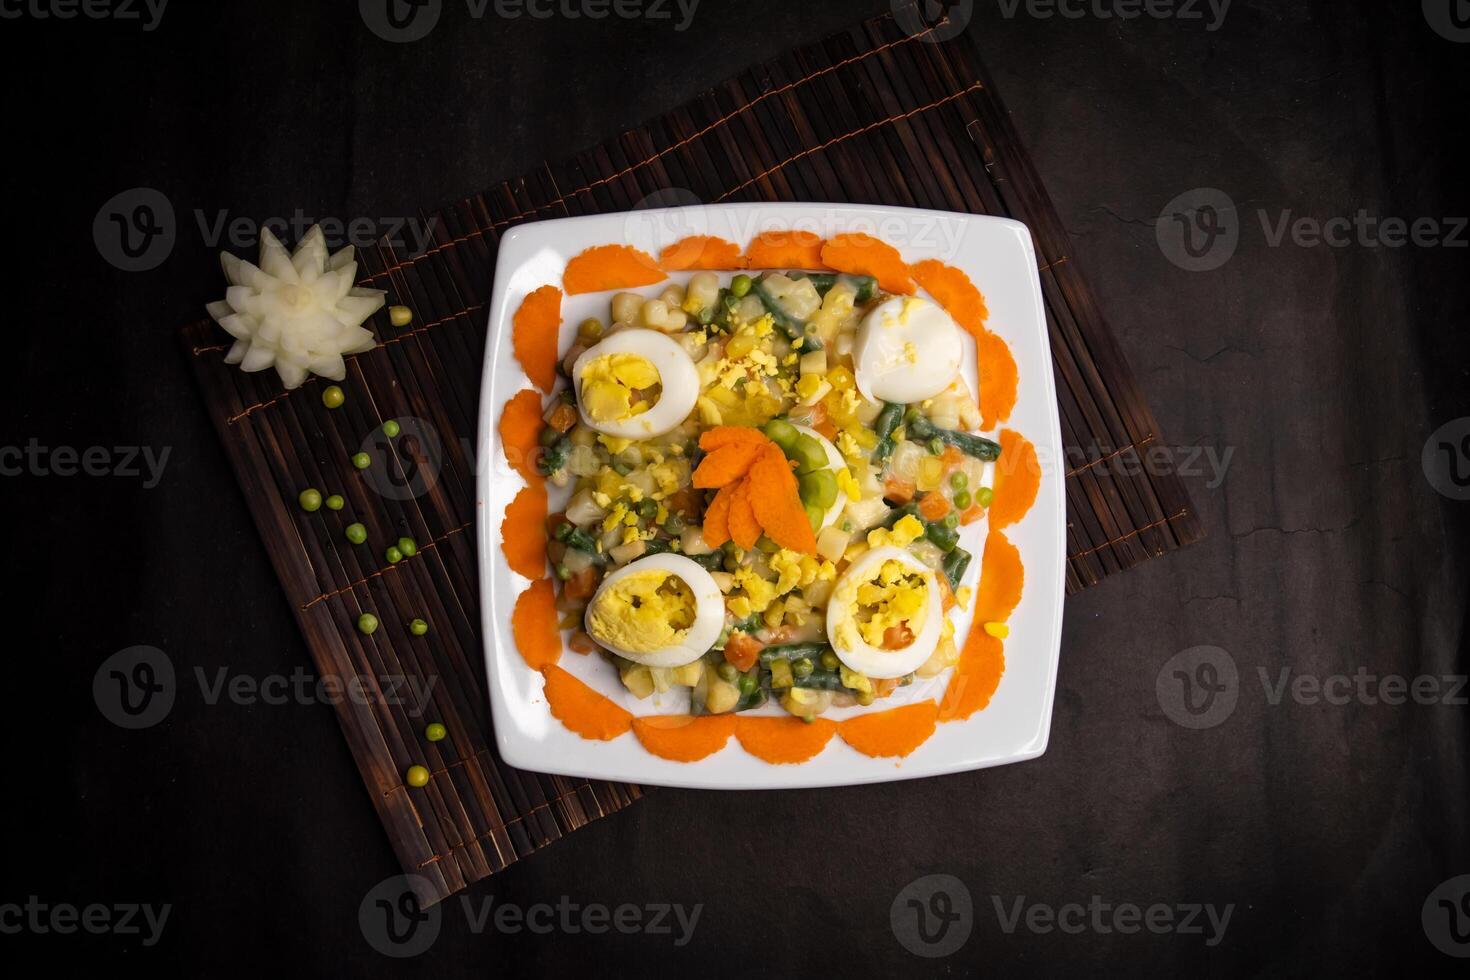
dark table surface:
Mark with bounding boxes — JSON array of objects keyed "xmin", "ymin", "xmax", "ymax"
[{"xmin": 6, "ymin": 0, "xmax": 1468, "ymax": 975}]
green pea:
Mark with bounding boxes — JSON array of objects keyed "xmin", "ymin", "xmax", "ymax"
[
  {"xmin": 820, "ymin": 651, "xmax": 839, "ymax": 671},
  {"xmin": 385, "ymin": 546, "xmax": 403, "ymax": 563},
  {"xmin": 792, "ymin": 656, "xmax": 814, "ymax": 679},
  {"xmin": 425, "ymin": 722, "xmax": 446, "ymax": 741},
  {"xmin": 321, "ymin": 385, "xmax": 345, "ymax": 409},
  {"xmin": 756, "ymin": 534, "xmax": 781, "ymax": 554},
  {"xmin": 717, "ymin": 662, "xmax": 738, "ymax": 682},
  {"xmin": 405, "ymin": 764, "xmax": 430, "ymax": 787},
  {"xmin": 556, "ymin": 563, "xmax": 571, "ymax": 580},
  {"xmin": 345, "ymin": 523, "xmax": 368, "ymax": 544},
  {"xmin": 761, "ymin": 418, "xmax": 799, "ymax": 450},
  {"xmin": 298, "ymin": 488, "xmax": 322, "ymax": 512},
  {"xmin": 578, "ymin": 317, "xmax": 603, "ymax": 340},
  {"xmin": 953, "ymin": 490, "xmax": 972, "ymax": 510},
  {"xmin": 943, "ymin": 513, "xmax": 959, "ymax": 529},
  {"xmin": 351, "ymin": 452, "xmax": 371, "ymax": 470},
  {"xmin": 410, "ymin": 618, "xmax": 429, "ymax": 636},
  {"xmin": 977, "ymin": 487, "xmax": 994, "ymax": 508},
  {"xmin": 382, "ymin": 419, "xmax": 401, "ymax": 438},
  {"xmin": 636, "ymin": 498, "xmax": 658, "ymax": 519},
  {"xmin": 788, "ymin": 434, "xmax": 828, "ymax": 474},
  {"xmin": 357, "ymin": 613, "xmax": 379, "ymax": 635},
  {"xmin": 950, "ymin": 472, "xmax": 969, "ymax": 490},
  {"xmin": 928, "ymin": 438, "xmax": 945, "ymax": 455},
  {"xmin": 397, "ymin": 537, "xmax": 418, "ymax": 557},
  {"xmin": 324, "ymin": 494, "xmax": 345, "ymax": 511},
  {"xmin": 663, "ymin": 514, "xmax": 686, "ymax": 535},
  {"xmin": 798, "ymin": 469, "xmax": 838, "ymax": 509},
  {"xmin": 539, "ymin": 425, "xmax": 560, "ymax": 447},
  {"xmin": 722, "ymin": 553, "xmax": 740, "ymax": 573},
  {"xmin": 389, "ymin": 305, "xmax": 413, "ymax": 327},
  {"xmin": 730, "ymin": 274, "xmax": 753, "ymax": 298}
]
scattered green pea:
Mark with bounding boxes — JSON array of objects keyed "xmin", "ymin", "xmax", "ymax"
[
  {"xmin": 405, "ymin": 764, "xmax": 430, "ymax": 787},
  {"xmin": 730, "ymin": 273, "xmax": 753, "ymax": 298},
  {"xmin": 345, "ymin": 522, "xmax": 368, "ymax": 544},
  {"xmin": 352, "ymin": 452, "xmax": 371, "ymax": 470},
  {"xmin": 324, "ymin": 494, "xmax": 345, "ymax": 511},
  {"xmin": 636, "ymin": 499, "xmax": 658, "ymax": 519},
  {"xmin": 820, "ymin": 650, "xmax": 839, "ymax": 671},
  {"xmin": 663, "ymin": 514, "xmax": 686, "ymax": 535},
  {"xmin": 298, "ymin": 488, "xmax": 322, "ymax": 512},
  {"xmin": 385, "ymin": 546, "xmax": 403, "ymax": 564},
  {"xmin": 953, "ymin": 490, "xmax": 971, "ymax": 510},
  {"xmin": 792, "ymin": 656, "xmax": 814, "ymax": 680},
  {"xmin": 977, "ymin": 487, "xmax": 994, "ymax": 508},
  {"xmin": 389, "ymin": 305, "xmax": 413, "ymax": 327},
  {"xmin": 943, "ymin": 513, "xmax": 960, "ymax": 529},
  {"xmin": 425, "ymin": 722, "xmax": 446, "ymax": 742},
  {"xmin": 928, "ymin": 438, "xmax": 945, "ymax": 455},
  {"xmin": 717, "ymin": 662, "xmax": 738, "ymax": 683},
  {"xmin": 321, "ymin": 385, "xmax": 345, "ymax": 409},
  {"xmin": 382, "ymin": 419, "xmax": 401, "ymax": 438},
  {"xmin": 578, "ymin": 317, "xmax": 603, "ymax": 340},
  {"xmin": 397, "ymin": 536, "xmax": 418, "ymax": 557},
  {"xmin": 950, "ymin": 472, "xmax": 969, "ymax": 491},
  {"xmin": 357, "ymin": 613, "xmax": 379, "ymax": 635},
  {"xmin": 410, "ymin": 618, "xmax": 429, "ymax": 636}
]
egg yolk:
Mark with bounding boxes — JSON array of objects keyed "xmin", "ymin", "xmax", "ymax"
[
  {"xmin": 580, "ymin": 353, "xmax": 661, "ymax": 423},
  {"xmin": 585, "ymin": 571, "xmax": 695, "ymax": 655},
  {"xmin": 835, "ymin": 559, "xmax": 928, "ymax": 650}
]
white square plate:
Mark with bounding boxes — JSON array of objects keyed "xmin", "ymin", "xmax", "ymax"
[{"xmin": 476, "ymin": 203, "xmax": 1064, "ymax": 789}]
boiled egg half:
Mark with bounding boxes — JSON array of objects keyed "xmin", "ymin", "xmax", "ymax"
[
  {"xmin": 853, "ymin": 296, "xmax": 962, "ymax": 404},
  {"xmin": 826, "ymin": 546, "xmax": 943, "ymax": 679},
  {"xmin": 572, "ymin": 328, "xmax": 699, "ymax": 439},
  {"xmin": 584, "ymin": 553, "xmax": 724, "ymax": 668}
]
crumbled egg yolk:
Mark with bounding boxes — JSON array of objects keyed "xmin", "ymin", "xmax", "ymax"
[
  {"xmin": 585, "ymin": 571, "xmax": 695, "ymax": 654},
  {"xmin": 580, "ymin": 353, "xmax": 660, "ymax": 422},
  {"xmin": 832, "ymin": 558, "xmax": 930, "ymax": 650},
  {"xmin": 728, "ymin": 565, "xmax": 780, "ymax": 616},
  {"xmin": 835, "ymin": 467, "xmax": 861, "ymax": 501},
  {"xmin": 866, "ymin": 513, "xmax": 926, "ymax": 549},
  {"xmin": 769, "ymin": 549, "xmax": 838, "ymax": 596}
]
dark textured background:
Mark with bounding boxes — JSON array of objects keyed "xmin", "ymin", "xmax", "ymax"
[{"xmin": 5, "ymin": 0, "xmax": 1468, "ymax": 975}]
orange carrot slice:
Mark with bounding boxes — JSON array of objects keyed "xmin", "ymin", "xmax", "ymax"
[
  {"xmin": 698, "ymin": 426, "xmax": 768, "ymax": 452},
  {"xmin": 974, "ymin": 530, "xmax": 1023, "ymax": 624},
  {"xmin": 838, "ymin": 701, "xmax": 939, "ymax": 758},
  {"xmin": 511, "ymin": 578, "xmax": 561, "ymax": 669},
  {"xmin": 821, "ymin": 232, "xmax": 913, "ymax": 295},
  {"xmin": 501, "ymin": 483, "xmax": 548, "ymax": 579},
  {"xmin": 692, "ymin": 442, "xmax": 763, "ymax": 488},
  {"xmin": 499, "ymin": 388, "xmax": 546, "ymax": 484},
  {"xmin": 910, "ymin": 259, "xmax": 988, "ymax": 335},
  {"xmin": 562, "ymin": 244, "xmax": 665, "ymax": 294},
  {"xmin": 632, "ymin": 714, "xmax": 737, "ymax": 762},
  {"xmin": 990, "ymin": 430, "xmax": 1040, "ymax": 530},
  {"xmin": 745, "ymin": 230, "xmax": 829, "ymax": 270},
  {"xmin": 976, "ymin": 330, "xmax": 1018, "ymax": 431},
  {"xmin": 748, "ymin": 445, "xmax": 817, "ymax": 554},
  {"xmin": 658, "ymin": 235, "xmax": 745, "ymax": 271},
  {"xmin": 510, "ymin": 285, "xmax": 562, "ymax": 393},
  {"xmin": 541, "ymin": 665, "xmax": 632, "ymax": 740},
  {"xmin": 938, "ymin": 629, "xmax": 1006, "ymax": 722},
  {"xmin": 735, "ymin": 716, "xmax": 837, "ymax": 764},
  {"xmin": 727, "ymin": 481, "xmax": 760, "ymax": 551},
  {"xmin": 701, "ymin": 485, "xmax": 733, "ymax": 549}
]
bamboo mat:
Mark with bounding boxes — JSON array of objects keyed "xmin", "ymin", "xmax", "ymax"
[{"xmin": 180, "ymin": 2, "xmax": 1202, "ymax": 906}]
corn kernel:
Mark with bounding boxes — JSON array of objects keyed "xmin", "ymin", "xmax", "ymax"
[{"xmin": 983, "ymin": 621, "xmax": 1010, "ymax": 639}]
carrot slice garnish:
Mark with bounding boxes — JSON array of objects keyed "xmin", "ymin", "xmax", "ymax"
[
  {"xmin": 501, "ymin": 483, "xmax": 548, "ymax": 579},
  {"xmin": 748, "ymin": 445, "xmax": 816, "ymax": 554},
  {"xmin": 691, "ymin": 442, "xmax": 763, "ymax": 488},
  {"xmin": 973, "ymin": 529, "xmax": 1024, "ymax": 624},
  {"xmin": 541, "ymin": 665, "xmax": 632, "ymax": 741},
  {"xmin": 910, "ymin": 259, "xmax": 988, "ymax": 335},
  {"xmin": 744, "ymin": 230, "xmax": 829, "ymax": 270},
  {"xmin": 989, "ymin": 430, "xmax": 1040, "ymax": 530},
  {"xmin": 838, "ymin": 701, "xmax": 939, "ymax": 758},
  {"xmin": 562, "ymin": 244, "xmax": 665, "ymax": 294},
  {"xmin": 976, "ymin": 329, "xmax": 1018, "ymax": 431},
  {"xmin": 498, "ymin": 388, "xmax": 546, "ymax": 484},
  {"xmin": 511, "ymin": 578, "xmax": 560, "ymax": 669},
  {"xmin": 698, "ymin": 425, "xmax": 768, "ymax": 452},
  {"xmin": 821, "ymin": 232, "xmax": 913, "ymax": 295},
  {"xmin": 727, "ymin": 482, "xmax": 761, "ymax": 551},
  {"xmin": 735, "ymin": 716, "xmax": 837, "ymax": 764},
  {"xmin": 658, "ymin": 235, "xmax": 745, "ymax": 271},
  {"xmin": 701, "ymin": 485, "xmax": 733, "ymax": 549},
  {"xmin": 510, "ymin": 285, "xmax": 562, "ymax": 393},
  {"xmin": 938, "ymin": 629, "xmax": 1006, "ymax": 722},
  {"xmin": 632, "ymin": 714, "xmax": 737, "ymax": 762}
]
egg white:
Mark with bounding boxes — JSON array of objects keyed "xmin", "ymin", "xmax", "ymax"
[
  {"xmin": 584, "ymin": 553, "xmax": 725, "ymax": 668},
  {"xmin": 826, "ymin": 546, "xmax": 944, "ymax": 679},
  {"xmin": 790, "ymin": 423, "xmax": 848, "ymax": 530},
  {"xmin": 853, "ymin": 296, "xmax": 963, "ymax": 404},
  {"xmin": 571, "ymin": 328, "xmax": 699, "ymax": 439}
]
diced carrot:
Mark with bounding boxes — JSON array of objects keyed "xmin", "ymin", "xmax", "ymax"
[
  {"xmin": 940, "ymin": 445, "xmax": 965, "ymax": 467},
  {"xmin": 567, "ymin": 631, "xmax": 599, "ymax": 654},
  {"xmin": 563, "ymin": 566, "xmax": 602, "ymax": 601},
  {"xmin": 935, "ymin": 574, "xmax": 956, "ymax": 612},
  {"xmin": 884, "ymin": 474, "xmax": 916, "ymax": 504},
  {"xmin": 723, "ymin": 631, "xmax": 764, "ymax": 671},
  {"xmin": 959, "ymin": 504, "xmax": 985, "ymax": 526},
  {"xmin": 545, "ymin": 511, "xmax": 567, "ymax": 536},
  {"xmin": 882, "ymin": 622, "xmax": 915, "ymax": 650},
  {"xmin": 872, "ymin": 677, "xmax": 902, "ymax": 698},
  {"xmin": 547, "ymin": 402, "xmax": 577, "ymax": 433},
  {"xmin": 917, "ymin": 491, "xmax": 950, "ymax": 521}
]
